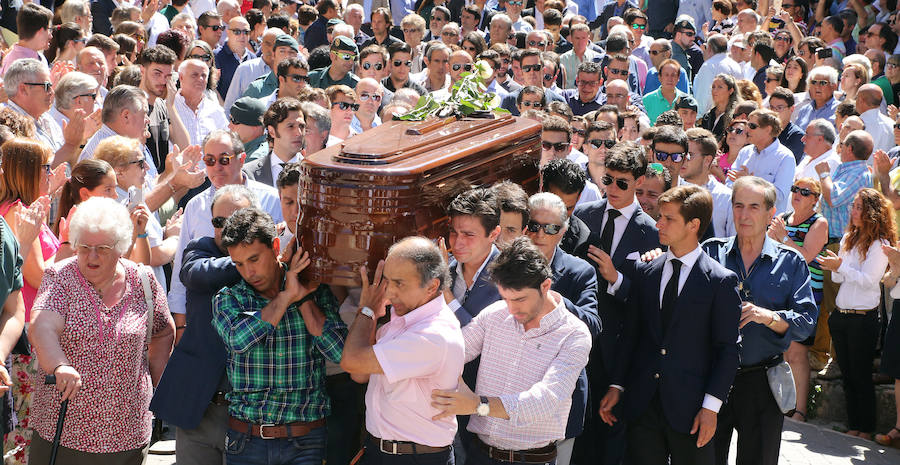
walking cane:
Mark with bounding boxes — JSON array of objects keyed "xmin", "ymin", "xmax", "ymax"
[{"xmin": 43, "ymin": 375, "xmax": 69, "ymax": 465}]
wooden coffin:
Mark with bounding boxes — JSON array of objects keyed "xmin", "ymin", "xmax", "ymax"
[{"xmin": 298, "ymin": 114, "xmax": 541, "ymax": 287}]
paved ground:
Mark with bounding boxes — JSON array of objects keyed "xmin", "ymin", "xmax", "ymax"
[{"xmin": 146, "ymin": 418, "xmax": 900, "ymax": 465}]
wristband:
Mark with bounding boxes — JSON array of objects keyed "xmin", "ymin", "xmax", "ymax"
[
  {"xmin": 176, "ymin": 325, "xmax": 187, "ymax": 330},
  {"xmin": 137, "ymin": 233, "xmax": 149, "ymax": 238}
]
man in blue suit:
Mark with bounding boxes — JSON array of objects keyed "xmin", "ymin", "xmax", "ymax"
[
  {"xmin": 572, "ymin": 142, "xmax": 661, "ymax": 465},
  {"xmin": 525, "ymin": 192, "xmax": 600, "ymax": 465},
  {"xmin": 151, "ymin": 186, "xmax": 252, "ymax": 465},
  {"xmin": 598, "ymin": 185, "xmax": 741, "ymax": 465}
]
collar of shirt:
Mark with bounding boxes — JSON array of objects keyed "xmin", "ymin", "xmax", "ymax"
[
  {"xmin": 753, "ymin": 138, "xmax": 782, "ymax": 157},
  {"xmin": 604, "ymin": 197, "xmax": 639, "ymax": 222},
  {"xmin": 665, "ymin": 244, "xmax": 703, "ymax": 271},
  {"xmin": 722, "ymin": 234, "xmax": 781, "ymax": 261},
  {"xmin": 521, "ymin": 291, "xmax": 568, "ymax": 337},
  {"xmin": 225, "ymin": 43, "xmax": 252, "ymax": 62},
  {"xmin": 175, "ymin": 90, "xmax": 216, "ymax": 115},
  {"xmin": 389, "ymin": 294, "xmax": 447, "ymax": 329},
  {"xmin": 835, "ymin": 159, "xmax": 868, "ymax": 176},
  {"xmin": 455, "ymin": 244, "xmax": 498, "ymax": 290},
  {"xmin": 49, "ymin": 105, "xmax": 69, "ymax": 124}
]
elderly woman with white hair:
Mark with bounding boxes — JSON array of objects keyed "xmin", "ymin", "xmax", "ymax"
[{"xmin": 28, "ymin": 197, "xmax": 175, "ymax": 464}]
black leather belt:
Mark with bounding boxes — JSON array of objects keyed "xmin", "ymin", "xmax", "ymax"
[
  {"xmin": 736, "ymin": 355, "xmax": 783, "ymax": 376},
  {"xmin": 369, "ymin": 436, "xmax": 450, "ymax": 455},
  {"xmin": 473, "ymin": 435, "xmax": 557, "ymax": 463}
]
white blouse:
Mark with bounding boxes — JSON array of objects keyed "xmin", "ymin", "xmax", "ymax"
[{"xmin": 833, "ymin": 238, "xmax": 890, "ymax": 310}]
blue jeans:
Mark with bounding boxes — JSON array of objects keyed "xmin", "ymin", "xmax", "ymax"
[{"xmin": 224, "ymin": 425, "xmax": 327, "ymax": 465}]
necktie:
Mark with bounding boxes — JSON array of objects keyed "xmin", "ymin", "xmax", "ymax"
[
  {"xmin": 661, "ymin": 259, "xmax": 682, "ymax": 333},
  {"xmin": 599, "ymin": 209, "xmax": 621, "ymax": 255}
]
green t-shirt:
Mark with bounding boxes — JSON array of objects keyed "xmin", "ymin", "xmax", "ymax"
[{"xmin": 0, "ymin": 217, "xmax": 23, "ymax": 304}]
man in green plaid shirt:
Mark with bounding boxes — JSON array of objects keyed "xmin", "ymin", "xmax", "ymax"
[{"xmin": 212, "ymin": 207, "xmax": 347, "ymax": 465}]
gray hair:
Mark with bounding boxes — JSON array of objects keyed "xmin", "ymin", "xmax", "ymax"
[
  {"xmin": 491, "ymin": 13, "xmax": 511, "ymax": 28},
  {"xmin": 172, "ymin": 12, "xmax": 197, "ymax": 29},
  {"xmin": 387, "ymin": 236, "xmax": 451, "ymax": 291},
  {"xmin": 59, "ymin": 0, "xmax": 90, "ymax": 23},
  {"xmin": 216, "ymin": 0, "xmax": 239, "ymax": 14},
  {"xmin": 809, "ymin": 65, "xmax": 839, "ymax": 85},
  {"xmin": 425, "ymin": 41, "xmax": 451, "ymax": 60},
  {"xmin": 808, "ymin": 118, "xmax": 837, "ymax": 145},
  {"xmin": 211, "ymin": 184, "xmax": 258, "ymax": 212},
  {"xmin": 738, "ymin": 8, "xmax": 761, "ymax": 24},
  {"xmin": 528, "ymin": 192, "xmax": 569, "ymax": 230},
  {"xmin": 101, "ymin": 85, "xmax": 147, "ymax": 124},
  {"xmin": 203, "ymin": 128, "xmax": 246, "ymax": 156},
  {"xmin": 55, "ymin": 72, "xmax": 99, "ymax": 110},
  {"xmin": 732, "ymin": 176, "xmax": 777, "ymax": 210},
  {"xmin": 300, "ymin": 102, "xmax": 331, "ymax": 133},
  {"xmin": 4, "ymin": 59, "xmax": 48, "ymax": 98},
  {"xmin": 69, "ymin": 197, "xmax": 133, "ymax": 256}
]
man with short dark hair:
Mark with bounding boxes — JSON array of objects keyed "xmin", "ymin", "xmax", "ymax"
[
  {"xmin": 768, "ymin": 87, "xmax": 805, "ymax": 164},
  {"xmin": 635, "ymin": 164, "xmax": 672, "ymax": 220},
  {"xmin": 198, "ymin": 11, "xmax": 225, "ymax": 49},
  {"xmin": 244, "ymin": 98, "xmax": 306, "ymax": 187},
  {"xmin": 491, "ymin": 180, "xmax": 530, "ymax": 246},
  {"xmin": 213, "ymin": 206, "xmax": 347, "ymax": 465},
  {"xmin": 750, "ymin": 42, "xmax": 776, "ymax": 97},
  {"xmin": 561, "ymin": 61, "xmax": 603, "ymax": 116},
  {"xmin": 244, "ymin": 34, "xmax": 301, "ymax": 99},
  {"xmin": 261, "ymin": 57, "xmax": 311, "ymax": 106},
  {"xmin": 0, "ymin": 3, "xmax": 52, "ymax": 76},
  {"xmin": 304, "ymin": 0, "xmax": 340, "ymax": 50},
  {"xmin": 500, "ymin": 49, "xmax": 564, "ymax": 115},
  {"xmin": 683, "ymin": 128, "xmax": 735, "ymax": 238},
  {"xmin": 228, "ymin": 97, "xmax": 268, "ymax": 158},
  {"xmin": 729, "ymin": 109, "xmax": 795, "ymax": 213},
  {"xmin": 139, "ymin": 45, "xmax": 191, "ymax": 171},
  {"xmin": 383, "ymin": 41, "xmax": 428, "ymax": 94},
  {"xmin": 540, "ymin": 159, "xmax": 594, "ymax": 255},
  {"xmin": 650, "ymin": 124, "xmax": 689, "ymax": 185},
  {"xmin": 542, "ymin": 115, "xmax": 588, "ymax": 169},
  {"xmin": 644, "ymin": 39, "xmax": 690, "ymax": 95}
]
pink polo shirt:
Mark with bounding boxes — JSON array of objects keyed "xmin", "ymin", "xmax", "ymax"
[
  {"xmin": 0, "ymin": 44, "xmax": 46, "ymax": 77},
  {"xmin": 366, "ymin": 295, "xmax": 466, "ymax": 447}
]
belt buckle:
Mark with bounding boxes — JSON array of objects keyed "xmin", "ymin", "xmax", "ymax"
[
  {"xmin": 380, "ymin": 439, "xmax": 398, "ymax": 455},
  {"xmin": 259, "ymin": 423, "xmax": 276, "ymax": 440}
]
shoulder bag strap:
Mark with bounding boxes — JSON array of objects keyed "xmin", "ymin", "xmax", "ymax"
[{"xmin": 139, "ymin": 266, "xmax": 155, "ymax": 366}]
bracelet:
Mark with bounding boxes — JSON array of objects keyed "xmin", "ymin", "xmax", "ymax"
[
  {"xmin": 168, "ymin": 182, "xmax": 177, "ymax": 195},
  {"xmin": 52, "ymin": 363, "xmax": 70, "ymax": 374},
  {"xmin": 137, "ymin": 233, "xmax": 149, "ymax": 238}
]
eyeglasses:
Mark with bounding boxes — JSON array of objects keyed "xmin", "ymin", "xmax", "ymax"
[
  {"xmin": 203, "ymin": 153, "xmax": 234, "ymax": 166},
  {"xmin": 73, "ymin": 37, "xmax": 87, "ymax": 44},
  {"xmin": 727, "ymin": 126, "xmax": 746, "ymax": 135},
  {"xmin": 125, "ymin": 157, "xmax": 147, "ymax": 169},
  {"xmin": 607, "ymin": 68, "xmax": 628, "ymax": 76},
  {"xmin": 601, "ymin": 174, "xmax": 630, "ymax": 190},
  {"xmin": 588, "ymin": 139, "xmax": 616, "ymax": 149},
  {"xmin": 631, "ymin": 23, "xmax": 647, "ymax": 30},
  {"xmin": 521, "ymin": 101, "xmax": 543, "ymax": 108},
  {"xmin": 775, "ymin": 35, "xmax": 792, "ymax": 42},
  {"xmin": 654, "ymin": 150, "xmax": 685, "ymax": 162},
  {"xmin": 392, "ymin": 60, "xmax": 411, "ymax": 67},
  {"xmin": 887, "ymin": 63, "xmax": 899, "ymax": 69},
  {"xmin": 40, "ymin": 163, "xmax": 51, "ymax": 175},
  {"xmin": 607, "ymin": 93, "xmax": 629, "ymax": 100},
  {"xmin": 790, "ymin": 185, "xmax": 817, "ymax": 197},
  {"xmin": 203, "ymin": 24, "xmax": 225, "ymax": 31},
  {"xmin": 528, "ymin": 40, "xmax": 546, "ymax": 47},
  {"xmin": 24, "ymin": 82, "xmax": 52, "ymax": 92},
  {"xmin": 287, "ymin": 73, "xmax": 309, "ymax": 83},
  {"xmin": 541, "ymin": 141, "xmax": 568, "ymax": 151},
  {"xmin": 452, "ymin": 63, "xmax": 473, "ymax": 72},
  {"xmin": 508, "ymin": 0, "xmax": 523, "ymax": 4},
  {"xmin": 362, "ymin": 62, "xmax": 384, "ymax": 71},
  {"xmin": 76, "ymin": 92, "xmax": 97, "ymax": 101},
  {"xmin": 770, "ymin": 104, "xmax": 789, "ymax": 112},
  {"xmin": 543, "ymin": 72, "xmax": 557, "ymax": 81},
  {"xmin": 189, "ymin": 53, "xmax": 212, "ymax": 61},
  {"xmin": 747, "ymin": 122, "xmax": 759, "ymax": 129},
  {"xmin": 75, "ymin": 243, "xmax": 115, "ymax": 256},
  {"xmin": 211, "ymin": 216, "xmax": 228, "ymax": 228},
  {"xmin": 442, "ymin": 31, "xmax": 458, "ymax": 37},
  {"xmin": 522, "ymin": 64, "xmax": 542, "ymax": 73},
  {"xmin": 431, "ymin": 16, "xmax": 447, "ymax": 22},
  {"xmin": 335, "ymin": 51, "xmax": 357, "ymax": 61},
  {"xmin": 576, "ymin": 79, "xmax": 599, "ymax": 87},
  {"xmin": 359, "ymin": 93, "xmax": 382, "ymax": 102},
  {"xmin": 231, "ymin": 29, "xmax": 251, "ymax": 36},
  {"xmin": 402, "ymin": 28, "xmax": 419, "ymax": 34},
  {"xmin": 525, "ymin": 220, "xmax": 562, "ymax": 235},
  {"xmin": 809, "ymin": 79, "xmax": 831, "ymax": 86},
  {"xmin": 333, "ymin": 101, "xmax": 360, "ymax": 111},
  {"xmin": 782, "ymin": 3, "xmax": 795, "ymax": 7}
]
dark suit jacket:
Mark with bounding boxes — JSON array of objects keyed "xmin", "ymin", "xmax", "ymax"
[
  {"xmin": 501, "ymin": 87, "xmax": 565, "ymax": 115},
  {"xmin": 589, "ymin": 0, "xmax": 639, "ymax": 38},
  {"xmin": 560, "ymin": 213, "xmax": 590, "ymax": 256},
  {"xmin": 550, "ymin": 247, "xmax": 600, "ymax": 438},
  {"xmin": 150, "ymin": 237, "xmax": 242, "ymax": 429},
  {"xmin": 304, "ymin": 16, "xmax": 329, "ymax": 51},
  {"xmin": 779, "ymin": 122, "xmax": 806, "ymax": 164},
  {"xmin": 572, "ymin": 199, "xmax": 660, "ymax": 390},
  {"xmin": 477, "ymin": 8, "xmax": 496, "ymax": 32},
  {"xmin": 242, "ymin": 151, "xmax": 275, "ymax": 188},
  {"xmin": 90, "ymin": 0, "xmax": 116, "ymax": 35},
  {"xmin": 613, "ymin": 252, "xmax": 741, "ymax": 434},
  {"xmin": 448, "ymin": 247, "xmax": 501, "ymax": 327}
]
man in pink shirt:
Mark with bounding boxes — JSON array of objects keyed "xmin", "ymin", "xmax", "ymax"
[
  {"xmin": 0, "ymin": 3, "xmax": 52, "ymax": 77},
  {"xmin": 342, "ymin": 236, "xmax": 466, "ymax": 465}
]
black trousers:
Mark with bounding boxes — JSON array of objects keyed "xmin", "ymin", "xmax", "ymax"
[
  {"xmin": 713, "ymin": 369, "xmax": 783, "ymax": 465},
  {"xmin": 829, "ymin": 310, "xmax": 880, "ymax": 432},
  {"xmin": 626, "ymin": 393, "xmax": 714, "ymax": 465},
  {"xmin": 574, "ymin": 354, "xmax": 625, "ymax": 465}
]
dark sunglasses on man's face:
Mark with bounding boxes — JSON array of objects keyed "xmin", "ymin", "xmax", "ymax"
[
  {"xmin": 333, "ymin": 101, "xmax": 360, "ymax": 111},
  {"xmin": 392, "ymin": 60, "xmax": 412, "ymax": 67},
  {"xmin": 649, "ymin": 49, "xmax": 669, "ymax": 56},
  {"xmin": 542, "ymin": 141, "xmax": 568, "ymax": 151},
  {"xmin": 203, "ymin": 154, "xmax": 234, "ymax": 166},
  {"xmin": 231, "ymin": 29, "xmax": 251, "ymax": 36},
  {"xmin": 589, "ymin": 139, "xmax": 616, "ymax": 149},
  {"xmin": 522, "ymin": 64, "xmax": 542, "ymax": 73},
  {"xmin": 747, "ymin": 122, "xmax": 759, "ymax": 129},
  {"xmin": 526, "ymin": 220, "xmax": 563, "ymax": 235},
  {"xmin": 677, "ymin": 29, "xmax": 696, "ymax": 37},
  {"xmin": 631, "ymin": 23, "xmax": 647, "ymax": 30},
  {"xmin": 608, "ymin": 68, "xmax": 628, "ymax": 76},
  {"xmin": 189, "ymin": 53, "xmax": 211, "ymax": 62},
  {"xmin": 602, "ymin": 174, "xmax": 630, "ymax": 190},
  {"xmin": 452, "ymin": 63, "xmax": 473, "ymax": 72},
  {"xmin": 790, "ymin": 185, "xmax": 817, "ymax": 197},
  {"xmin": 728, "ymin": 126, "xmax": 746, "ymax": 135},
  {"xmin": 654, "ymin": 150, "xmax": 685, "ymax": 163},
  {"xmin": 573, "ymin": 128, "xmax": 585, "ymax": 136},
  {"xmin": 362, "ymin": 62, "xmax": 384, "ymax": 70},
  {"xmin": 203, "ymin": 24, "xmax": 225, "ymax": 31},
  {"xmin": 521, "ymin": 101, "xmax": 543, "ymax": 108},
  {"xmin": 528, "ymin": 40, "xmax": 546, "ymax": 47}
]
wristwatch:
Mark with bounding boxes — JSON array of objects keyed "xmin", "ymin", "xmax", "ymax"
[
  {"xmin": 818, "ymin": 171, "xmax": 831, "ymax": 179},
  {"xmin": 476, "ymin": 396, "xmax": 490, "ymax": 416},
  {"xmin": 767, "ymin": 313, "xmax": 780, "ymax": 328},
  {"xmin": 359, "ymin": 307, "xmax": 375, "ymax": 320},
  {"xmin": 781, "ymin": 235, "xmax": 790, "ymax": 244}
]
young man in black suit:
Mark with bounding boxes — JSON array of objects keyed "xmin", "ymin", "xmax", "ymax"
[
  {"xmin": 598, "ymin": 184, "xmax": 742, "ymax": 465},
  {"xmin": 572, "ymin": 142, "xmax": 661, "ymax": 464}
]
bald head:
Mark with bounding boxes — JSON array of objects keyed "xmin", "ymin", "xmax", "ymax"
[
  {"xmin": 707, "ymin": 34, "xmax": 728, "ymax": 55},
  {"xmin": 386, "ymin": 236, "xmax": 450, "ymax": 289},
  {"xmin": 856, "ymin": 84, "xmax": 884, "ymax": 112},
  {"xmin": 843, "ymin": 129, "xmax": 874, "ymax": 161},
  {"xmin": 607, "ymin": 79, "xmax": 629, "ymax": 93}
]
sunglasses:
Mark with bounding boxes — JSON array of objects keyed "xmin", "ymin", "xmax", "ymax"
[
  {"xmin": 602, "ymin": 174, "xmax": 630, "ymax": 190},
  {"xmin": 677, "ymin": 30, "xmax": 696, "ymax": 37},
  {"xmin": 508, "ymin": 0, "xmax": 523, "ymax": 4},
  {"xmin": 528, "ymin": 40, "xmax": 546, "ymax": 47},
  {"xmin": 287, "ymin": 73, "xmax": 309, "ymax": 83},
  {"xmin": 392, "ymin": 60, "xmax": 412, "ymax": 67},
  {"xmin": 25, "ymin": 82, "xmax": 52, "ymax": 92},
  {"xmin": 526, "ymin": 220, "xmax": 562, "ymax": 235},
  {"xmin": 775, "ymin": 35, "xmax": 792, "ymax": 42},
  {"xmin": 790, "ymin": 185, "xmax": 817, "ymax": 197},
  {"xmin": 543, "ymin": 73, "xmax": 555, "ymax": 81},
  {"xmin": 747, "ymin": 122, "xmax": 759, "ymax": 129},
  {"xmin": 203, "ymin": 24, "xmax": 225, "ymax": 31},
  {"xmin": 608, "ymin": 68, "xmax": 628, "ymax": 76},
  {"xmin": 211, "ymin": 216, "xmax": 228, "ymax": 228},
  {"xmin": 362, "ymin": 62, "xmax": 384, "ymax": 71},
  {"xmin": 203, "ymin": 153, "xmax": 234, "ymax": 166},
  {"xmin": 542, "ymin": 141, "xmax": 568, "ymax": 151},
  {"xmin": 359, "ymin": 92, "xmax": 382, "ymax": 102},
  {"xmin": 649, "ymin": 50, "xmax": 667, "ymax": 55},
  {"xmin": 126, "ymin": 157, "xmax": 147, "ymax": 169},
  {"xmin": 573, "ymin": 128, "xmax": 585, "ymax": 136},
  {"xmin": 588, "ymin": 139, "xmax": 616, "ymax": 149},
  {"xmin": 189, "ymin": 53, "xmax": 212, "ymax": 61},
  {"xmin": 333, "ymin": 101, "xmax": 360, "ymax": 111},
  {"xmin": 442, "ymin": 31, "xmax": 458, "ymax": 37},
  {"xmin": 73, "ymin": 37, "xmax": 87, "ymax": 44},
  {"xmin": 335, "ymin": 51, "xmax": 357, "ymax": 61},
  {"xmin": 452, "ymin": 63, "xmax": 473, "ymax": 72},
  {"xmin": 576, "ymin": 79, "xmax": 599, "ymax": 87},
  {"xmin": 522, "ymin": 101, "xmax": 543, "ymax": 108},
  {"xmin": 894, "ymin": 123, "xmax": 900, "ymax": 130},
  {"xmin": 631, "ymin": 23, "xmax": 647, "ymax": 30},
  {"xmin": 810, "ymin": 79, "xmax": 831, "ymax": 86},
  {"xmin": 654, "ymin": 150, "xmax": 685, "ymax": 162},
  {"xmin": 231, "ymin": 29, "xmax": 251, "ymax": 36},
  {"xmin": 765, "ymin": 77, "xmax": 779, "ymax": 82},
  {"xmin": 522, "ymin": 64, "xmax": 542, "ymax": 73},
  {"xmin": 728, "ymin": 126, "xmax": 746, "ymax": 135},
  {"xmin": 77, "ymin": 92, "xmax": 97, "ymax": 101}
]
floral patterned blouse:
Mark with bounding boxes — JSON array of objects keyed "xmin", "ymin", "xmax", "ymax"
[{"xmin": 31, "ymin": 258, "xmax": 171, "ymax": 453}]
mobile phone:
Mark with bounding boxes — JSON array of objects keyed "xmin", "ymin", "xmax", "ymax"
[
  {"xmin": 127, "ymin": 186, "xmax": 143, "ymax": 212},
  {"xmin": 817, "ymin": 48, "xmax": 832, "ymax": 59}
]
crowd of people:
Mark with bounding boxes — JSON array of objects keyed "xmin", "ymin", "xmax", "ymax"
[{"xmin": 0, "ymin": 0, "xmax": 898, "ymax": 464}]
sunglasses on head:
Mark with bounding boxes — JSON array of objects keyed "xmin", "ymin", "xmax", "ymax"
[
  {"xmin": 654, "ymin": 150, "xmax": 684, "ymax": 162},
  {"xmin": 522, "ymin": 64, "xmax": 542, "ymax": 73},
  {"xmin": 203, "ymin": 153, "xmax": 234, "ymax": 166},
  {"xmin": 542, "ymin": 141, "xmax": 568, "ymax": 151},
  {"xmin": 452, "ymin": 63, "xmax": 473, "ymax": 72},
  {"xmin": 360, "ymin": 92, "xmax": 382, "ymax": 102},
  {"xmin": 392, "ymin": 59, "xmax": 412, "ymax": 67},
  {"xmin": 589, "ymin": 139, "xmax": 616, "ymax": 149},
  {"xmin": 522, "ymin": 101, "xmax": 543, "ymax": 108},
  {"xmin": 602, "ymin": 174, "xmax": 630, "ymax": 190},
  {"xmin": 333, "ymin": 101, "xmax": 360, "ymax": 111},
  {"xmin": 526, "ymin": 220, "xmax": 562, "ymax": 235},
  {"xmin": 790, "ymin": 185, "xmax": 817, "ymax": 197},
  {"xmin": 211, "ymin": 216, "xmax": 228, "ymax": 228},
  {"xmin": 362, "ymin": 62, "xmax": 384, "ymax": 70}
]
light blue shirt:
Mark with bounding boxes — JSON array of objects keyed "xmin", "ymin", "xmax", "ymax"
[
  {"xmin": 350, "ymin": 114, "xmax": 382, "ymax": 134},
  {"xmin": 224, "ymin": 57, "xmax": 271, "ymax": 113},
  {"xmin": 728, "ymin": 139, "xmax": 796, "ymax": 214},
  {"xmin": 792, "ymin": 97, "xmax": 838, "ymax": 130}
]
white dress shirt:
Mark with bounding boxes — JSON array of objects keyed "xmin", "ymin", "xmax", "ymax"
[
  {"xmin": 269, "ymin": 153, "xmax": 302, "ymax": 186},
  {"xmin": 685, "ymin": 175, "xmax": 735, "ymax": 238},
  {"xmin": 833, "ymin": 238, "xmax": 890, "ymax": 310},
  {"xmin": 189, "ymin": 0, "xmax": 216, "ymax": 18},
  {"xmin": 795, "ymin": 149, "xmax": 840, "ymax": 181},
  {"xmin": 859, "ymin": 108, "xmax": 895, "ymax": 154},
  {"xmin": 174, "ymin": 91, "xmax": 229, "ymax": 146},
  {"xmin": 566, "ymin": 149, "xmax": 589, "ymax": 170},
  {"xmin": 576, "ymin": 181, "xmax": 603, "ymax": 207}
]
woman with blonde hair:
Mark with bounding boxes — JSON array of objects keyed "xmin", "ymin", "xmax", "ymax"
[
  {"xmin": 818, "ymin": 188, "xmax": 898, "ymax": 440},
  {"xmin": 836, "ymin": 63, "xmax": 870, "ymax": 101}
]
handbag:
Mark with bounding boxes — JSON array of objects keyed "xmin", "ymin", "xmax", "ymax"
[{"xmin": 766, "ymin": 360, "xmax": 797, "ymax": 414}]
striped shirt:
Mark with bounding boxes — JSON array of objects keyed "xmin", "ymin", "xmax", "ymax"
[
  {"xmin": 463, "ymin": 292, "xmax": 591, "ymax": 451},
  {"xmin": 822, "ymin": 160, "xmax": 872, "ymax": 238},
  {"xmin": 782, "ymin": 212, "xmax": 826, "ymax": 301}
]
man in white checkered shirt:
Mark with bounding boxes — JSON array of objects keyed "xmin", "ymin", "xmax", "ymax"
[{"xmin": 432, "ymin": 237, "xmax": 591, "ymax": 465}]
